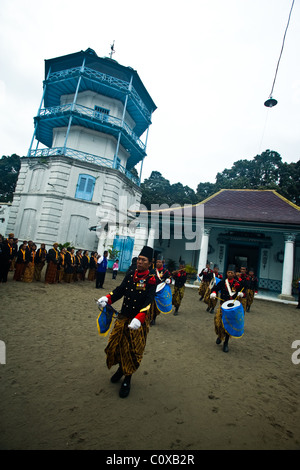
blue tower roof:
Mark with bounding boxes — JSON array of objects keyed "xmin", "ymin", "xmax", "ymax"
[{"xmin": 44, "ymin": 49, "xmax": 157, "ymax": 137}]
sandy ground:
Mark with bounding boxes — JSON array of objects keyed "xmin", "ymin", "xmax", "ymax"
[{"xmin": 0, "ymin": 269, "xmax": 300, "ymax": 451}]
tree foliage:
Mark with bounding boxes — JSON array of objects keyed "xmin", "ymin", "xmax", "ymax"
[
  {"xmin": 140, "ymin": 171, "xmax": 198, "ymax": 209},
  {"xmin": 0, "ymin": 151, "xmax": 299, "ymax": 207},
  {"xmin": 142, "ymin": 151, "xmax": 299, "ymax": 208},
  {"xmin": 0, "ymin": 154, "xmax": 21, "ymax": 202}
]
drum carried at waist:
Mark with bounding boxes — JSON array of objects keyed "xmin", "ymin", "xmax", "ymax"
[
  {"xmin": 221, "ymin": 300, "xmax": 244, "ymax": 338},
  {"xmin": 97, "ymin": 304, "xmax": 118, "ymax": 336},
  {"xmin": 155, "ymin": 282, "xmax": 173, "ymax": 314}
]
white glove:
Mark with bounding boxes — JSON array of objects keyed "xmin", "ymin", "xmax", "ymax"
[
  {"xmin": 165, "ymin": 278, "xmax": 171, "ymax": 284},
  {"xmin": 97, "ymin": 296, "xmax": 109, "ymax": 308},
  {"xmin": 210, "ymin": 292, "xmax": 216, "ymax": 299},
  {"xmin": 237, "ymin": 292, "xmax": 244, "ymax": 298},
  {"xmin": 128, "ymin": 318, "xmax": 141, "ymax": 330}
]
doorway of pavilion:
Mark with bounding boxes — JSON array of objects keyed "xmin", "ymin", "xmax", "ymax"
[{"xmin": 226, "ymin": 243, "xmax": 259, "ymax": 274}]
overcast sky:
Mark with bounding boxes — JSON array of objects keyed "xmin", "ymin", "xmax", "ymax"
[{"xmin": 0, "ymin": 0, "xmax": 299, "ymax": 191}]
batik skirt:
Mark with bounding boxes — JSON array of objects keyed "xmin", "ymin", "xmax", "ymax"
[
  {"xmin": 105, "ymin": 315, "xmax": 150, "ymax": 376},
  {"xmin": 172, "ymin": 286, "xmax": 185, "ymax": 308},
  {"xmin": 45, "ymin": 261, "xmax": 58, "ymax": 284}
]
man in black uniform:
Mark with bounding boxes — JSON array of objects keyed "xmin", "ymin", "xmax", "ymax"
[
  {"xmin": 150, "ymin": 254, "xmax": 171, "ymax": 325},
  {"xmin": 97, "ymin": 246, "xmax": 156, "ymax": 398},
  {"xmin": 210, "ymin": 265, "xmax": 244, "ymax": 352}
]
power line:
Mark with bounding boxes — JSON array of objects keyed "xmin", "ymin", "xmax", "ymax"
[{"xmin": 264, "ymin": 0, "xmax": 295, "ymax": 107}]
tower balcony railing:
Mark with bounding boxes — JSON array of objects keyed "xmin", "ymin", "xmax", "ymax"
[
  {"xmin": 38, "ymin": 103, "xmax": 146, "ymax": 152},
  {"xmin": 28, "ymin": 147, "xmax": 140, "ymax": 186},
  {"xmin": 46, "ymin": 66, "xmax": 152, "ymax": 123}
]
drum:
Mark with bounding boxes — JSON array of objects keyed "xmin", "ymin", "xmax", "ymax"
[
  {"xmin": 221, "ymin": 300, "xmax": 244, "ymax": 338},
  {"xmin": 155, "ymin": 282, "xmax": 173, "ymax": 314},
  {"xmin": 209, "ymin": 275, "xmax": 221, "ymax": 289},
  {"xmin": 97, "ymin": 304, "xmax": 117, "ymax": 336}
]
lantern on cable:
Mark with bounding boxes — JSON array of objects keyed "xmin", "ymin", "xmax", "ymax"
[
  {"xmin": 264, "ymin": 0, "xmax": 295, "ymax": 108},
  {"xmin": 264, "ymin": 97, "xmax": 278, "ymax": 108}
]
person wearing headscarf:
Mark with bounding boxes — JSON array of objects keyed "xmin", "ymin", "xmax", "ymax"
[{"xmin": 97, "ymin": 246, "xmax": 156, "ymax": 398}]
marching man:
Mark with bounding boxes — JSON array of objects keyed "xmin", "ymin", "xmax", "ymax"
[
  {"xmin": 97, "ymin": 246, "xmax": 156, "ymax": 398},
  {"xmin": 210, "ymin": 264, "xmax": 245, "ymax": 353}
]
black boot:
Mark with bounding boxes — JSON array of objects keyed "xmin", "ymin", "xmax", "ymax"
[
  {"xmin": 119, "ymin": 375, "xmax": 131, "ymax": 398},
  {"xmin": 223, "ymin": 334, "xmax": 229, "ymax": 353},
  {"xmin": 174, "ymin": 307, "xmax": 179, "ymax": 316},
  {"xmin": 111, "ymin": 366, "xmax": 123, "ymax": 383},
  {"xmin": 216, "ymin": 337, "xmax": 221, "ymax": 345}
]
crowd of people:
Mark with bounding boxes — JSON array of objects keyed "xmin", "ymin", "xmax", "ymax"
[
  {"xmin": 0, "ymin": 233, "xmax": 119, "ymax": 286},
  {"xmin": 2, "ymin": 232, "xmax": 299, "ymax": 399}
]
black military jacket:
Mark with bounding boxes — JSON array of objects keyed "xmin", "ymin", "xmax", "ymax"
[
  {"xmin": 108, "ymin": 270, "xmax": 156, "ymax": 320},
  {"xmin": 213, "ymin": 278, "xmax": 242, "ymax": 303}
]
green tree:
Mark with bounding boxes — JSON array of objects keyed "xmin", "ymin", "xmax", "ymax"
[
  {"xmin": 215, "ymin": 150, "xmax": 283, "ymax": 190},
  {"xmin": 277, "ymin": 160, "xmax": 300, "ymax": 205},
  {"xmin": 0, "ymin": 154, "xmax": 21, "ymax": 202},
  {"xmin": 140, "ymin": 171, "xmax": 197, "ymax": 209},
  {"xmin": 196, "ymin": 182, "xmax": 217, "ymax": 201}
]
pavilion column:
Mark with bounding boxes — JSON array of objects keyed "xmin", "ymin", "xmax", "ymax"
[
  {"xmin": 278, "ymin": 232, "xmax": 296, "ymax": 301},
  {"xmin": 147, "ymin": 227, "xmax": 156, "ymax": 249},
  {"xmin": 197, "ymin": 226, "xmax": 211, "ymax": 274}
]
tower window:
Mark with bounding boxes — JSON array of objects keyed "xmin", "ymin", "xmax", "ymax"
[
  {"xmin": 94, "ymin": 105, "xmax": 110, "ymax": 120},
  {"xmin": 75, "ymin": 174, "xmax": 96, "ymax": 201}
]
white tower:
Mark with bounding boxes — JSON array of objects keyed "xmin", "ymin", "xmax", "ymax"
[{"xmin": 6, "ymin": 48, "xmax": 156, "ymax": 271}]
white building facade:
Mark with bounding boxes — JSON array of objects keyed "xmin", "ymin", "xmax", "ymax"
[
  {"xmin": 142, "ymin": 190, "xmax": 300, "ymax": 300},
  {"xmin": 6, "ymin": 48, "xmax": 156, "ymax": 271}
]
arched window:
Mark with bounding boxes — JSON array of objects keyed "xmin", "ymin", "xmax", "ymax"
[{"xmin": 75, "ymin": 174, "xmax": 96, "ymax": 201}]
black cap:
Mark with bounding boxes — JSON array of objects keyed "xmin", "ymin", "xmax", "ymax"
[
  {"xmin": 139, "ymin": 246, "xmax": 153, "ymax": 262},
  {"xmin": 227, "ymin": 264, "xmax": 236, "ymax": 271}
]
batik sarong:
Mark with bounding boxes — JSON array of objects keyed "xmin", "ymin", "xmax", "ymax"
[
  {"xmin": 105, "ymin": 316, "xmax": 150, "ymax": 376},
  {"xmin": 172, "ymin": 286, "xmax": 185, "ymax": 309},
  {"xmin": 45, "ymin": 261, "xmax": 57, "ymax": 284}
]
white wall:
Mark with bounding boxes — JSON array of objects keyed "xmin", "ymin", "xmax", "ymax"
[{"xmin": 6, "ymin": 156, "xmax": 142, "ymax": 252}]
